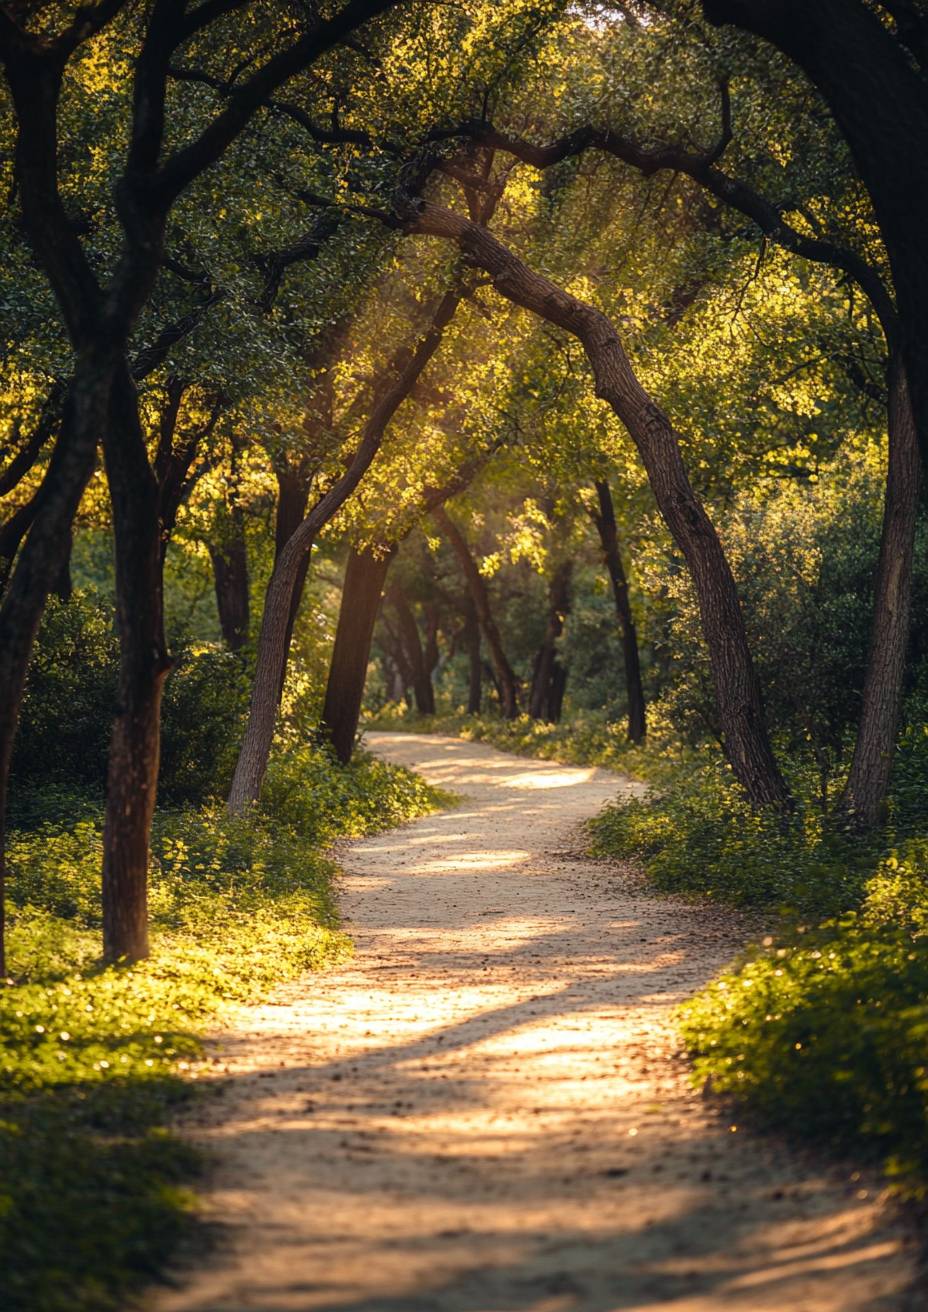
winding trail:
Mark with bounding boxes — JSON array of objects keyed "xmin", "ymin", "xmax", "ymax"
[{"xmin": 153, "ymin": 732, "xmax": 915, "ymax": 1311}]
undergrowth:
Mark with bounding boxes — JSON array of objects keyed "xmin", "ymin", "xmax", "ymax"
[{"xmin": 0, "ymin": 744, "xmax": 442, "ymax": 1312}]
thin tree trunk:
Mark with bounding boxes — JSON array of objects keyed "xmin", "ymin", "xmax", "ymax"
[
  {"xmin": 431, "ymin": 503, "xmax": 520, "ymax": 720},
  {"xmin": 590, "ymin": 480, "xmax": 646, "ymax": 743},
  {"xmin": 388, "ymin": 582, "xmax": 435, "ymax": 714},
  {"xmin": 321, "ymin": 545, "xmax": 395, "ymax": 763},
  {"xmin": 412, "ymin": 203, "xmax": 789, "ymax": 807},
  {"xmin": 529, "ymin": 559, "xmax": 572, "ymax": 722},
  {"xmin": 210, "ymin": 526, "xmax": 250, "ymax": 652},
  {"xmin": 274, "ymin": 462, "xmax": 313, "ymax": 698},
  {"xmin": 464, "ymin": 600, "xmax": 482, "ymax": 714},
  {"xmin": 101, "ymin": 368, "xmax": 171, "ymax": 965},
  {"xmin": 841, "ymin": 360, "xmax": 920, "ymax": 825},
  {"xmin": 227, "ymin": 287, "xmax": 464, "ymax": 812},
  {"xmin": 548, "ymin": 663, "xmax": 568, "ymax": 724}
]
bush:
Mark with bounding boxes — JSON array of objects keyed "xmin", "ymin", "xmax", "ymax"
[
  {"xmin": 158, "ymin": 646, "xmax": 251, "ymax": 804},
  {"xmin": 11, "ymin": 592, "xmax": 252, "ymax": 809},
  {"xmin": 681, "ymin": 840, "xmax": 928, "ymax": 1195},
  {"xmin": 11, "ymin": 593, "xmax": 118, "ymax": 793},
  {"xmin": 586, "ymin": 753, "xmax": 876, "ymax": 917}
]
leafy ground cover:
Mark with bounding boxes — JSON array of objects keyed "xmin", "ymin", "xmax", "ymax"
[{"xmin": 0, "ymin": 745, "xmax": 443, "ymax": 1312}]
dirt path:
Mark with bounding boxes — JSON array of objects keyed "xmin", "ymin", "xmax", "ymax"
[{"xmin": 153, "ymin": 732, "xmax": 915, "ymax": 1311}]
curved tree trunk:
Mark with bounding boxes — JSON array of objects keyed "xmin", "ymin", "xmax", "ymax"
[
  {"xmin": 412, "ymin": 202, "xmax": 789, "ymax": 807},
  {"xmin": 431, "ymin": 504, "xmax": 520, "ymax": 719},
  {"xmin": 321, "ymin": 545, "xmax": 395, "ymax": 763},
  {"xmin": 841, "ymin": 361, "xmax": 920, "ymax": 825},
  {"xmin": 227, "ymin": 287, "xmax": 464, "ymax": 812},
  {"xmin": 702, "ymin": 0, "xmax": 928, "ymax": 470},
  {"xmin": 590, "ymin": 479, "xmax": 646, "ymax": 743},
  {"xmin": 529, "ymin": 559, "xmax": 572, "ymax": 722}
]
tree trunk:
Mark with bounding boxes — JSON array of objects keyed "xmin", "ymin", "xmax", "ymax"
[
  {"xmin": 227, "ymin": 286, "xmax": 463, "ymax": 812},
  {"xmin": 413, "ymin": 203, "xmax": 789, "ymax": 808},
  {"xmin": 431, "ymin": 503, "xmax": 520, "ymax": 719},
  {"xmin": 210, "ymin": 524, "xmax": 250, "ymax": 652},
  {"xmin": 591, "ymin": 479, "xmax": 647, "ymax": 743},
  {"xmin": 101, "ymin": 368, "xmax": 171, "ymax": 965},
  {"xmin": 529, "ymin": 559, "xmax": 572, "ymax": 722},
  {"xmin": 321, "ymin": 545, "xmax": 395, "ymax": 763},
  {"xmin": 388, "ymin": 583, "xmax": 436, "ymax": 714},
  {"xmin": 841, "ymin": 360, "xmax": 920, "ymax": 825},
  {"xmin": 0, "ymin": 361, "xmax": 109, "ymax": 976},
  {"xmin": 274, "ymin": 462, "xmax": 313, "ymax": 698},
  {"xmin": 464, "ymin": 600, "xmax": 482, "ymax": 715}
]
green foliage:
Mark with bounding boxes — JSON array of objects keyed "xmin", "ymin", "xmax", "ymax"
[
  {"xmin": 11, "ymin": 593, "xmax": 251, "ymax": 807},
  {"xmin": 587, "ymin": 755, "xmax": 876, "ymax": 917},
  {"xmin": 11, "ymin": 593, "xmax": 117, "ymax": 793},
  {"xmin": 681, "ymin": 843, "xmax": 928, "ymax": 1195},
  {"xmin": 158, "ymin": 645, "xmax": 251, "ymax": 804},
  {"xmin": 0, "ymin": 749, "xmax": 444, "ymax": 1312},
  {"xmin": 262, "ymin": 742, "xmax": 450, "ymax": 843}
]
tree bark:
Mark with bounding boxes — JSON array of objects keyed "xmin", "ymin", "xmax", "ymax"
[
  {"xmin": 841, "ymin": 360, "xmax": 920, "ymax": 825},
  {"xmin": 590, "ymin": 480, "xmax": 647, "ymax": 743},
  {"xmin": 273, "ymin": 460, "xmax": 313, "ymax": 696},
  {"xmin": 411, "ymin": 202, "xmax": 789, "ymax": 807},
  {"xmin": 321, "ymin": 545, "xmax": 395, "ymax": 763},
  {"xmin": 431, "ymin": 503, "xmax": 520, "ymax": 720},
  {"xmin": 464, "ymin": 599, "xmax": 482, "ymax": 714},
  {"xmin": 227, "ymin": 287, "xmax": 464, "ymax": 812},
  {"xmin": 210, "ymin": 527, "xmax": 250, "ymax": 652},
  {"xmin": 101, "ymin": 369, "xmax": 172, "ymax": 965},
  {"xmin": 0, "ymin": 361, "xmax": 109, "ymax": 975},
  {"xmin": 529, "ymin": 559, "xmax": 572, "ymax": 722},
  {"xmin": 388, "ymin": 582, "xmax": 435, "ymax": 714}
]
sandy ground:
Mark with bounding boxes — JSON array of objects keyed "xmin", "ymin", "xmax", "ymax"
[{"xmin": 150, "ymin": 732, "xmax": 918, "ymax": 1312}]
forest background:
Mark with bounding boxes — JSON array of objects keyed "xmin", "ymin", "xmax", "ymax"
[{"xmin": 3, "ymin": 2, "xmax": 928, "ymax": 1308}]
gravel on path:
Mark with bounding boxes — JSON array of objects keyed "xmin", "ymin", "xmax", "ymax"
[{"xmin": 151, "ymin": 732, "xmax": 916, "ymax": 1312}]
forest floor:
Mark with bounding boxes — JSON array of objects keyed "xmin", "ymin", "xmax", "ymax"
[{"xmin": 149, "ymin": 732, "xmax": 918, "ymax": 1312}]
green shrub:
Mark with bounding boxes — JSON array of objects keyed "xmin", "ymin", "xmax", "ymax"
[
  {"xmin": 11, "ymin": 593, "xmax": 251, "ymax": 809},
  {"xmin": 586, "ymin": 754, "xmax": 876, "ymax": 917},
  {"xmin": 261, "ymin": 741, "xmax": 447, "ymax": 843},
  {"xmin": 682, "ymin": 840, "xmax": 928, "ymax": 1195},
  {"xmin": 158, "ymin": 645, "xmax": 251, "ymax": 804},
  {"xmin": 11, "ymin": 593, "xmax": 118, "ymax": 793}
]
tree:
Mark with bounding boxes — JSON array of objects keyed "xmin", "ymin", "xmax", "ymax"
[
  {"xmin": 408, "ymin": 196, "xmax": 790, "ymax": 808},
  {"xmin": 0, "ymin": 0, "xmax": 405, "ymax": 969},
  {"xmin": 322, "ymin": 544, "xmax": 396, "ymax": 763},
  {"xmin": 431, "ymin": 504, "xmax": 522, "ymax": 720},
  {"xmin": 590, "ymin": 480, "xmax": 646, "ymax": 743}
]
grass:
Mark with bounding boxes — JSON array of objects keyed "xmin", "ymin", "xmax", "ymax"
[{"xmin": 0, "ymin": 744, "xmax": 444, "ymax": 1312}]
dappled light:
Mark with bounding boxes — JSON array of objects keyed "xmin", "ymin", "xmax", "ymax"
[
  {"xmin": 3, "ymin": 1, "xmax": 928, "ymax": 1307},
  {"xmin": 152, "ymin": 737, "xmax": 912, "ymax": 1312}
]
